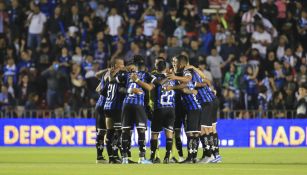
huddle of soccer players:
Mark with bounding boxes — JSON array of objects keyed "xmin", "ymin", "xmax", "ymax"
[{"xmin": 94, "ymin": 54, "xmax": 221, "ymax": 164}]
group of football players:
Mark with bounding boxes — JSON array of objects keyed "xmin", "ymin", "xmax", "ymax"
[{"xmin": 94, "ymin": 54, "xmax": 221, "ymax": 164}]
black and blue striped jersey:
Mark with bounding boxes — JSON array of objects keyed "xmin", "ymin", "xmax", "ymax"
[
  {"xmin": 96, "ymin": 77, "xmax": 106, "ymax": 107},
  {"xmin": 180, "ymin": 69, "xmax": 201, "ymax": 111},
  {"xmin": 104, "ymin": 71, "xmax": 126, "ymax": 110},
  {"xmin": 189, "ymin": 69, "xmax": 216, "ymax": 104},
  {"xmin": 152, "ymin": 73, "xmax": 176, "ymax": 109},
  {"xmin": 116, "ymin": 71, "xmax": 156, "ymax": 106}
]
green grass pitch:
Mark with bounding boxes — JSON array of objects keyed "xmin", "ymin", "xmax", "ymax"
[{"xmin": 0, "ymin": 147, "xmax": 306, "ymax": 175}]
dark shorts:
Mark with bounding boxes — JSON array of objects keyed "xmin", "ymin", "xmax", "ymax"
[
  {"xmin": 174, "ymin": 104, "xmax": 186, "ymax": 130},
  {"xmin": 105, "ymin": 109, "xmax": 122, "ymax": 128},
  {"xmin": 151, "ymin": 108, "xmax": 176, "ymax": 133},
  {"xmin": 121, "ymin": 104, "xmax": 148, "ymax": 129},
  {"xmin": 200, "ymin": 102, "xmax": 212, "ymax": 127},
  {"xmin": 95, "ymin": 105, "xmax": 106, "ymax": 130},
  {"xmin": 185, "ymin": 109, "xmax": 201, "ymax": 133}
]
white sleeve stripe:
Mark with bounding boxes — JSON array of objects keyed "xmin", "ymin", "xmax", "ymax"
[
  {"xmin": 116, "ymin": 76, "xmax": 120, "ymax": 83},
  {"xmin": 151, "ymin": 77, "xmax": 156, "ymax": 84}
]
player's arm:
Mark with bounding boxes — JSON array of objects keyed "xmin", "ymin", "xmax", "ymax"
[
  {"xmin": 182, "ymin": 88, "xmax": 198, "ymax": 95},
  {"xmin": 95, "ymin": 68, "xmax": 109, "ymax": 79},
  {"xmin": 96, "ymin": 82, "xmax": 102, "ymax": 93},
  {"xmin": 167, "ymin": 71, "xmax": 192, "ymax": 84},
  {"xmin": 131, "ymin": 73, "xmax": 155, "ymax": 91},
  {"xmin": 164, "ymin": 83, "xmax": 188, "ymax": 91}
]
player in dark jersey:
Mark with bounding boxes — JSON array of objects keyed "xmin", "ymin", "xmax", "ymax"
[
  {"xmin": 166, "ymin": 55, "xmax": 202, "ymax": 163},
  {"xmin": 185, "ymin": 65, "xmax": 222, "ymax": 163},
  {"xmin": 116, "ymin": 61, "xmax": 156, "ymax": 164},
  {"xmin": 94, "ymin": 69, "xmax": 108, "ymax": 164},
  {"xmin": 103, "ymin": 58, "xmax": 125, "ymax": 164},
  {"xmin": 149, "ymin": 60, "xmax": 176, "ymax": 164},
  {"xmin": 171, "ymin": 57, "xmax": 185, "ymax": 163}
]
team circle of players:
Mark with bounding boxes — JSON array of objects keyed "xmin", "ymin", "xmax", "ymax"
[{"xmin": 95, "ymin": 54, "xmax": 221, "ymax": 164}]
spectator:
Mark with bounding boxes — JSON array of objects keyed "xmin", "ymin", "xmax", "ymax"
[
  {"xmin": 41, "ymin": 61, "xmax": 68, "ymax": 111},
  {"xmin": 3, "ymin": 57, "xmax": 17, "ymax": 83},
  {"xmin": 258, "ymin": 85, "xmax": 268, "ymax": 118},
  {"xmin": 297, "ymin": 65, "xmax": 307, "ymax": 84},
  {"xmin": 243, "ymin": 66, "xmax": 259, "ymax": 112},
  {"xmin": 0, "ymin": 2, "xmax": 8, "ymax": 36},
  {"xmin": 8, "ymin": 0, "xmax": 24, "ymax": 40},
  {"xmin": 69, "ymin": 63, "xmax": 86, "ymax": 115},
  {"xmin": 220, "ymin": 35, "xmax": 238, "ymax": 61},
  {"xmin": 25, "ymin": 92, "xmax": 39, "ymax": 111},
  {"xmin": 26, "ymin": 3, "xmax": 47, "ymax": 51},
  {"xmin": 206, "ymin": 47, "xmax": 232, "ymax": 87},
  {"xmin": 269, "ymin": 91, "xmax": 286, "ymax": 118},
  {"xmin": 273, "ymin": 61, "xmax": 286, "ymax": 90},
  {"xmin": 251, "ymin": 23, "xmax": 272, "ymax": 58},
  {"xmin": 282, "ymin": 48, "xmax": 297, "ymax": 68},
  {"xmin": 142, "ymin": 8, "xmax": 157, "ymax": 37},
  {"xmin": 199, "ymin": 25, "xmax": 214, "ymax": 55},
  {"xmin": 0, "ymin": 85, "xmax": 14, "ymax": 112},
  {"xmin": 296, "ymin": 82, "xmax": 307, "ymax": 118},
  {"xmin": 72, "ymin": 46, "xmax": 84, "ymax": 65},
  {"xmin": 174, "ymin": 19, "xmax": 187, "ymax": 46},
  {"xmin": 276, "ymin": 35, "xmax": 288, "ymax": 60},
  {"xmin": 107, "ymin": 8, "xmax": 123, "ymax": 36}
]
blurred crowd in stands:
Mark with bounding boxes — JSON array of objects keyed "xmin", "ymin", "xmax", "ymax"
[{"xmin": 0, "ymin": 0, "xmax": 306, "ymax": 118}]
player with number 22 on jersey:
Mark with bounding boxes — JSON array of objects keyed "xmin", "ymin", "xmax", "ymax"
[{"xmin": 150, "ymin": 60, "xmax": 176, "ymax": 164}]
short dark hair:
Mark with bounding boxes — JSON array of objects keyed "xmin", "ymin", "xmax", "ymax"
[
  {"xmin": 177, "ymin": 54, "xmax": 189, "ymax": 64},
  {"xmin": 156, "ymin": 60, "xmax": 166, "ymax": 72},
  {"xmin": 111, "ymin": 57, "xmax": 124, "ymax": 67},
  {"xmin": 299, "ymin": 82, "xmax": 307, "ymax": 90},
  {"xmin": 133, "ymin": 55, "xmax": 144, "ymax": 64}
]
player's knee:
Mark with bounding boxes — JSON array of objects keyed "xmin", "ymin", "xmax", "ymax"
[
  {"xmin": 151, "ymin": 133, "xmax": 159, "ymax": 140},
  {"xmin": 165, "ymin": 130, "xmax": 173, "ymax": 139}
]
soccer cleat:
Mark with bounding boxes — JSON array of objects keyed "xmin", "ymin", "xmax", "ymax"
[
  {"xmin": 138, "ymin": 157, "xmax": 153, "ymax": 164},
  {"xmin": 128, "ymin": 159, "xmax": 137, "ymax": 164},
  {"xmin": 198, "ymin": 155, "xmax": 215, "ymax": 164},
  {"xmin": 211, "ymin": 155, "xmax": 222, "ymax": 163},
  {"xmin": 179, "ymin": 158, "xmax": 194, "ymax": 164},
  {"xmin": 122, "ymin": 157, "xmax": 129, "ymax": 164},
  {"xmin": 178, "ymin": 156, "xmax": 185, "ymax": 163},
  {"xmin": 169, "ymin": 157, "xmax": 178, "ymax": 163},
  {"xmin": 163, "ymin": 158, "xmax": 170, "ymax": 164},
  {"xmin": 111, "ymin": 157, "xmax": 122, "ymax": 164},
  {"xmin": 150, "ymin": 157, "xmax": 161, "ymax": 164},
  {"xmin": 96, "ymin": 156, "xmax": 108, "ymax": 164}
]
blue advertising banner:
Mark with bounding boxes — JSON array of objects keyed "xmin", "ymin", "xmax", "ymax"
[{"xmin": 0, "ymin": 119, "xmax": 307, "ymax": 147}]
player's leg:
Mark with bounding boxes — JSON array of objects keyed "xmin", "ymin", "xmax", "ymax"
[
  {"xmin": 105, "ymin": 112, "xmax": 117, "ymax": 163},
  {"xmin": 121, "ymin": 104, "xmax": 133, "ymax": 164},
  {"xmin": 182, "ymin": 110, "xmax": 200, "ymax": 163},
  {"xmin": 111, "ymin": 110, "xmax": 122, "ymax": 161},
  {"xmin": 163, "ymin": 108, "xmax": 175, "ymax": 164},
  {"xmin": 150, "ymin": 132, "xmax": 159, "ymax": 162},
  {"xmin": 135, "ymin": 105, "xmax": 152, "ymax": 164},
  {"xmin": 211, "ymin": 98, "xmax": 222, "ymax": 163},
  {"xmin": 150, "ymin": 109, "xmax": 161, "ymax": 163},
  {"xmin": 95, "ymin": 105, "xmax": 107, "ymax": 163},
  {"xmin": 174, "ymin": 109, "xmax": 185, "ymax": 162},
  {"xmin": 199, "ymin": 103, "xmax": 214, "ymax": 163}
]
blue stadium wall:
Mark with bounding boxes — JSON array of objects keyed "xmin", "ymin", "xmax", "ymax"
[{"xmin": 1, "ymin": 119, "xmax": 307, "ymax": 147}]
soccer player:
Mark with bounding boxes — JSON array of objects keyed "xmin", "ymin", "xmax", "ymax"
[
  {"xmin": 94, "ymin": 69, "xmax": 109, "ymax": 164},
  {"xmin": 103, "ymin": 58, "xmax": 125, "ymax": 164},
  {"xmin": 116, "ymin": 60, "xmax": 156, "ymax": 164},
  {"xmin": 150, "ymin": 60, "xmax": 176, "ymax": 164},
  {"xmin": 171, "ymin": 57, "xmax": 185, "ymax": 163},
  {"xmin": 186, "ymin": 65, "xmax": 222, "ymax": 163},
  {"xmin": 167, "ymin": 55, "xmax": 202, "ymax": 163}
]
